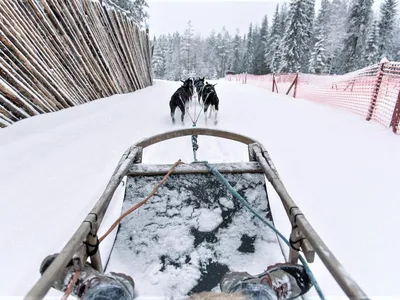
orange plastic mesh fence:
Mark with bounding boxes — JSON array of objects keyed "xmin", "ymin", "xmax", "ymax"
[{"xmin": 225, "ymin": 62, "xmax": 400, "ymax": 134}]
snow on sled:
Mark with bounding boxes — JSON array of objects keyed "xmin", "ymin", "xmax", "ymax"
[
  {"xmin": 26, "ymin": 128, "xmax": 368, "ymax": 300},
  {"xmin": 106, "ymin": 165, "xmax": 281, "ymax": 298}
]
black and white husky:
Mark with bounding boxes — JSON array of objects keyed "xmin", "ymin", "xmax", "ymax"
[
  {"xmin": 187, "ymin": 77, "xmax": 195, "ymax": 103},
  {"xmin": 202, "ymin": 82, "xmax": 219, "ymax": 125},
  {"xmin": 169, "ymin": 78, "xmax": 194, "ymax": 124},
  {"xmin": 194, "ymin": 77, "xmax": 205, "ymax": 102}
]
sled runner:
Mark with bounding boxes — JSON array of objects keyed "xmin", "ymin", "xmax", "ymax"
[{"xmin": 25, "ymin": 128, "xmax": 368, "ymax": 300}]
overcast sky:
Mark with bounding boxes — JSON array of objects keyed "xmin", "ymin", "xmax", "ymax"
[{"xmin": 146, "ymin": 0, "xmax": 382, "ymax": 38}]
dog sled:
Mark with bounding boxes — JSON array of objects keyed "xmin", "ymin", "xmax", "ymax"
[{"xmin": 26, "ymin": 128, "xmax": 368, "ymax": 300}]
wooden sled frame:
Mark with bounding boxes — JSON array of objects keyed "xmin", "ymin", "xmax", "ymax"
[{"xmin": 25, "ymin": 128, "xmax": 368, "ymax": 299}]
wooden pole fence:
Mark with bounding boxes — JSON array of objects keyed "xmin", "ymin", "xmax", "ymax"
[{"xmin": 0, "ymin": 0, "xmax": 153, "ymax": 127}]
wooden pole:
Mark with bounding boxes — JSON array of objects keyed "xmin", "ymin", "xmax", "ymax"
[
  {"xmin": 293, "ymin": 73, "xmax": 299, "ymax": 98},
  {"xmin": 366, "ymin": 63, "xmax": 385, "ymax": 121},
  {"xmin": 272, "ymin": 74, "xmax": 275, "ymax": 92},
  {"xmin": 390, "ymin": 88, "xmax": 400, "ymax": 134},
  {"xmin": 272, "ymin": 74, "xmax": 279, "ymax": 93},
  {"xmin": 286, "ymin": 72, "xmax": 299, "ymax": 97}
]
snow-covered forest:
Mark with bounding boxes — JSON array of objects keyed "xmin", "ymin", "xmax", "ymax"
[
  {"xmin": 151, "ymin": 0, "xmax": 400, "ymax": 79},
  {"xmin": 102, "ymin": 0, "xmax": 149, "ymax": 23}
]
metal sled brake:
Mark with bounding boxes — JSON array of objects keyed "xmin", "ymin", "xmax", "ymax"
[{"xmin": 26, "ymin": 128, "xmax": 368, "ymax": 300}]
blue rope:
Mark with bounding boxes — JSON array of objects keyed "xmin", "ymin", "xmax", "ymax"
[
  {"xmin": 197, "ymin": 160, "xmax": 325, "ymax": 300},
  {"xmin": 191, "ymin": 124, "xmax": 199, "ymax": 162},
  {"xmin": 186, "ymin": 104, "xmax": 323, "ymax": 298},
  {"xmin": 191, "ymin": 104, "xmax": 204, "ymax": 162},
  {"xmin": 189, "ymin": 98, "xmax": 203, "ymax": 162}
]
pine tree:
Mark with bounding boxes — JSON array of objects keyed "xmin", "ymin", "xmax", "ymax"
[
  {"xmin": 340, "ymin": 0, "xmax": 374, "ymax": 73},
  {"xmin": 258, "ymin": 15, "xmax": 270, "ymax": 74},
  {"xmin": 151, "ymin": 37, "xmax": 161, "ymax": 78},
  {"xmin": 315, "ymin": 0, "xmax": 331, "ymax": 40},
  {"xmin": 280, "ymin": 0, "xmax": 315, "ymax": 73},
  {"xmin": 392, "ymin": 18, "xmax": 400, "ymax": 61},
  {"xmin": 215, "ymin": 27, "xmax": 232, "ymax": 77},
  {"xmin": 310, "ymin": 0, "xmax": 330, "ymax": 71},
  {"xmin": 168, "ymin": 32, "xmax": 182, "ymax": 80},
  {"xmin": 181, "ymin": 21, "xmax": 195, "ymax": 76},
  {"xmin": 244, "ymin": 23, "xmax": 255, "ymax": 73},
  {"xmin": 163, "ymin": 34, "xmax": 173, "ymax": 80},
  {"xmin": 266, "ymin": 5, "xmax": 282, "ymax": 73},
  {"xmin": 305, "ymin": 0, "xmax": 316, "ymax": 66},
  {"xmin": 309, "ymin": 34, "xmax": 327, "ymax": 74},
  {"xmin": 129, "ymin": 0, "xmax": 149, "ymax": 24},
  {"xmin": 151, "ymin": 36, "xmax": 169, "ymax": 79},
  {"xmin": 326, "ymin": 0, "xmax": 348, "ymax": 74},
  {"xmin": 275, "ymin": 4, "xmax": 290, "ymax": 73},
  {"xmin": 241, "ymin": 34, "xmax": 247, "ymax": 72},
  {"xmin": 378, "ymin": 0, "xmax": 397, "ymax": 60},
  {"xmin": 231, "ymin": 29, "xmax": 243, "ymax": 73},
  {"xmin": 104, "ymin": 0, "xmax": 149, "ymax": 24},
  {"xmin": 280, "ymin": 3, "xmax": 289, "ymax": 33},
  {"xmin": 365, "ymin": 20, "xmax": 380, "ymax": 65},
  {"xmin": 193, "ymin": 34, "xmax": 207, "ymax": 77},
  {"xmin": 252, "ymin": 25, "xmax": 263, "ymax": 74},
  {"xmin": 206, "ymin": 30, "xmax": 219, "ymax": 77}
]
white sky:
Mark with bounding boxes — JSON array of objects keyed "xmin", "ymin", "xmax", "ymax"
[{"xmin": 146, "ymin": 0, "xmax": 383, "ymax": 38}]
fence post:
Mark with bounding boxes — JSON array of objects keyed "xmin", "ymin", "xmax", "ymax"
[
  {"xmin": 366, "ymin": 63, "xmax": 385, "ymax": 121},
  {"xmin": 272, "ymin": 74, "xmax": 275, "ymax": 92},
  {"xmin": 390, "ymin": 89, "xmax": 400, "ymax": 134},
  {"xmin": 272, "ymin": 74, "xmax": 278, "ymax": 93},
  {"xmin": 286, "ymin": 72, "xmax": 299, "ymax": 97},
  {"xmin": 293, "ymin": 72, "xmax": 299, "ymax": 98}
]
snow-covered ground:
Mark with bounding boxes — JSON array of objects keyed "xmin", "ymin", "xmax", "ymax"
[{"xmin": 1, "ymin": 79, "xmax": 399, "ymax": 299}]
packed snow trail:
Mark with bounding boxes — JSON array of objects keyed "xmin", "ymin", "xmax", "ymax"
[{"xmin": 0, "ymin": 80, "xmax": 399, "ymax": 299}]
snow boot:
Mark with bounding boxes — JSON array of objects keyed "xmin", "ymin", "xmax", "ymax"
[
  {"xmin": 220, "ymin": 263, "xmax": 313, "ymax": 300},
  {"xmin": 40, "ymin": 253, "xmax": 135, "ymax": 300}
]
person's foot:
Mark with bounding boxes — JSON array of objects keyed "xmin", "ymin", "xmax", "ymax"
[
  {"xmin": 220, "ymin": 263, "xmax": 313, "ymax": 300},
  {"xmin": 40, "ymin": 253, "xmax": 135, "ymax": 299}
]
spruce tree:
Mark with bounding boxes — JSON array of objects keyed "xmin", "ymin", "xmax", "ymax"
[
  {"xmin": 378, "ymin": 0, "xmax": 397, "ymax": 60},
  {"xmin": 259, "ymin": 15, "xmax": 270, "ymax": 74},
  {"xmin": 365, "ymin": 20, "xmax": 380, "ymax": 65},
  {"xmin": 266, "ymin": 5, "xmax": 282, "ymax": 73},
  {"xmin": 309, "ymin": 34, "xmax": 327, "ymax": 74},
  {"xmin": 215, "ymin": 27, "xmax": 232, "ymax": 77},
  {"xmin": 181, "ymin": 21, "xmax": 195, "ymax": 76},
  {"xmin": 231, "ymin": 29, "xmax": 243, "ymax": 73},
  {"xmin": 340, "ymin": 0, "xmax": 374, "ymax": 73},
  {"xmin": 244, "ymin": 23, "xmax": 255, "ymax": 73},
  {"xmin": 280, "ymin": 0, "xmax": 314, "ymax": 73},
  {"xmin": 104, "ymin": 0, "xmax": 149, "ymax": 24},
  {"xmin": 326, "ymin": 0, "xmax": 348, "ymax": 74},
  {"xmin": 252, "ymin": 25, "xmax": 262, "ymax": 74},
  {"xmin": 206, "ymin": 30, "xmax": 219, "ymax": 78}
]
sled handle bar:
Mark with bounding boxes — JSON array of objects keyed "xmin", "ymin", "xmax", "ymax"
[{"xmin": 25, "ymin": 128, "xmax": 368, "ymax": 300}]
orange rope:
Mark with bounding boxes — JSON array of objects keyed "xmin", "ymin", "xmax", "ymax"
[
  {"xmin": 61, "ymin": 270, "xmax": 81, "ymax": 300},
  {"xmin": 99, "ymin": 159, "xmax": 184, "ymax": 243}
]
